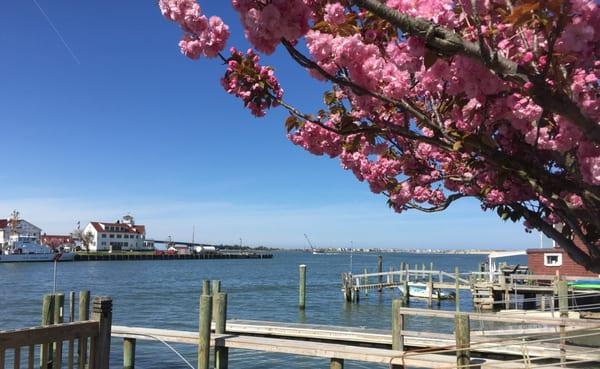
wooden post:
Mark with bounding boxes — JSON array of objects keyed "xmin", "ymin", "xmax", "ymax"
[
  {"xmin": 299, "ymin": 264, "xmax": 307, "ymax": 309},
  {"xmin": 392, "ymin": 299, "xmax": 404, "ymax": 351},
  {"xmin": 377, "ymin": 256, "xmax": 383, "ymax": 292},
  {"xmin": 214, "ymin": 292, "xmax": 229, "ymax": 369},
  {"xmin": 399, "ymin": 262, "xmax": 405, "ymax": 282},
  {"xmin": 402, "ymin": 279, "xmax": 409, "ymax": 305},
  {"xmin": 69, "ymin": 291, "xmax": 75, "ymax": 322},
  {"xmin": 455, "ymin": 267, "xmax": 460, "ymax": 312},
  {"xmin": 202, "ymin": 280, "xmax": 211, "ymax": 296},
  {"xmin": 455, "ymin": 313, "xmax": 470, "ymax": 368},
  {"xmin": 392, "ymin": 299, "xmax": 404, "ymax": 368},
  {"xmin": 123, "ymin": 338, "xmax": 136, "ymax": 369},
  {"xmin": 428, "ymin": 264, "xmax": 434, "ymax": 306},
  {"xmin": 198, "ymin": 292, "xmax": 213, "ymax": 369},
  {"xmin": 558, "ymin": 280, "xmax": 568, "ymax": 367},
  {"xmin": 421, "ymin": 263, "xmax": 426, "ymax": 279},
  {"xmin": 363, "ymin": 268, "xmax": 369, "ymax": 296},
  {"xmin": 212, "ymin": 280, "xmax": 221, "ymax": 294},
  {"xmin": 78, "ymin": 290, "xmax": 90, "ymax": 369},
  {"xmin": 92, "ymin": 297, "xmax": 113, "ymax": 369},
  {"xmin": 40, "ymin": 294, "xmax": 55, "ymax": 369},
  {"xmin": 53, "ymin": 293, "xmax": 65, "ymax": 369},
  {"xmin": 330, "ymin": 358, "xmax": 344, "ymax": 369},
  {"xmin": 211, "ymin": 280, "xmax": 221, "ymax": 322}
]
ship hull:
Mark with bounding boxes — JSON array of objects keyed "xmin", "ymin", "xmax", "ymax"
[{"xmin": 0, "ymin": 253, "xmax": 75, "ymax": 263}]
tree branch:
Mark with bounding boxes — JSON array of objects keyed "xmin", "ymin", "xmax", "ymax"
[
  {"xmin": 512, "ymin": 202, "xmax": 600, "ymax": 273},
  {"xmin": 351, "ymin": 0, "xmax": 600, "ymax": 145}
]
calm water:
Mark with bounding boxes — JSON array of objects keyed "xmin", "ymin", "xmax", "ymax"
[{"xmin": 0, "ymin": 251, "xmax": 505, "ymax": 368}]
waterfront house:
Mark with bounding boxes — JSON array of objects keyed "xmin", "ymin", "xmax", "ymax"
[
  {"xmin": 82, "ymin": 215, "xmax": 148, "ymax": 252},
  {"xmin": 527, "ymin": 237, "xmax": 599, "ymax": 277}
]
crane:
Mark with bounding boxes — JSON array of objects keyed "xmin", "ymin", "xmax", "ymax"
[
  {"xmin": 304, "ymin": 233, "xmax": 323, "ymax": 254},
  {"xmin": 303, "ymin": 233, "xmax": 315, "ymax": 251}
]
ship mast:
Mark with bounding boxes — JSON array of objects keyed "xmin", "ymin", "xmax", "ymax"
[{"xmin": 9, "ymin": 210, "xmax": 20, "ymax": 246}]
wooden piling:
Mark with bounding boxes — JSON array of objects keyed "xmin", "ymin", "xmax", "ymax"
[
  {"xmin": 212, "ymin": 280, "xmax": 221, "ymax": 294},
  {"xmin": 53, "ymin": 293, "xmax": 65, "ymax": 369},
  {"xmin": 399, "ymin": 262, "xmax": 405, "ymax": 282},
  {"xmin": 214, "ymin": 292, "xmax": 229, "ymax": 369},
  {"xmin": 330, "ymin": 358, "xmax": 344, "ymax": 369},
  {"xmin": 202, "ymin": 280, "xmax": 211, "ymax": 296},
  {"xmin": 392, "ymin": 300, "xmax": 404, "ymax": 368},
  {"xmin": 455, "ymin": 313, "xmax": 470, "ymax": 368},
  {"xmin": 40, "ymin": 294, "xmax": 55, "ymax": 369},
  {"xmin": 198, "ymin": 292, "xmax": 213, "ymax": 369},
  {"xmin": 455, "ymin": 267, "xmax": 460, "ymax": 312},
  {"xmin": 363, "ymin": 268, "xmax": 368, "ymax": 296},
  {"xmin": 123, "ymin": 338, "xmax": 136, "ymax": 369},
  {"xmin": 377, "ymin": 256, "xmax": 383, "ymax": 292},
  {"xmin": 428, "ymin": 264, "xmax": 433, "ymax": 306},
  {"xmin": 392, "ymin": 300, "xmax": 404, "ymax": 351},
  {"xmin": 557, "ymin": 280, "xmax": 568, "ymax": 367},
  {"xmin": 299, "ymin": 264, "xmax": 307, "ymax": 310},
  {"xmin": 78, "ymin": 290, "xmax": 90, "ymax": 369},
  {"xmin": 92, "ymin": 296, "xmax": 113, "ymax": 369}
]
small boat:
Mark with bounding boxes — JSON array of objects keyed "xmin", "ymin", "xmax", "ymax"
[
  {"xmin": 0, "ymin": 241, "xmax": 75, "ymax": 263},
  {"xmin": 569, "ymin": 280, "xmax": 600, "ymax": 290},
  {"xmin": 1, "ymin": 240, "xmax": 75, "ymax": 263},
  {"xmin": 397, "ymin": 285, "xmax": 456, "ymax": 300}
]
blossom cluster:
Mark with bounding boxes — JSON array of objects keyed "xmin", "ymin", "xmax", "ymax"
[
  {"xmin": 159, "ymin": 0, "xmax": 229, "ymax": 59},
  {"xmin": 221, "ymin": 48, "xmax": 284, "ymax": 117},
  {"xmin": 231, "ymin": 0, "xmax": 312, "ymax": 54}
]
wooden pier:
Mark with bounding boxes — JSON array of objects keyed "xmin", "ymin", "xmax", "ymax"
[
  {"xmin": 3, "ymin": 283, "xmax": 600, "ymax": 369},
  {"xmin": 341, "ymin": 262, "xmax": 600, "ymax": 310}
]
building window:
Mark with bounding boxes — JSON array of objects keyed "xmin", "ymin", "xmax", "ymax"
[
  {"xmin": 110, "ymin": 234, "xmax": 114, "ymax": 238},
  {"xmin": 101, "ymin": 241, "xmax": 106, "ymax": 246},
  {"xmin": 101, "ymin": 234, "xmax": 106, "ymax": 238},
  {"xmin": 544, "ymin": 253, "xmax": 562, "ymax": 267},
  {"xmin": 117, "ymin": 234, "xmax": 122, "ymax": 239}
]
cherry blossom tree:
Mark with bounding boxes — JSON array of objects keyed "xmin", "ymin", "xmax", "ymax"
[{"xmin": 158, "ymin": 0, "xmax": 600, "ymax": 272}]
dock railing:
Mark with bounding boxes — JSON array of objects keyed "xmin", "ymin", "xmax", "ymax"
[{"xmin": 0, "ymin": 294, "xmax": 112, "ymax": 369}]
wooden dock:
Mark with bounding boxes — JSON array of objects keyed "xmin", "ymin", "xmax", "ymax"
[
  {"xmin": 342, "ymin": 264, "xmax": 600, "ymax": 309},
  {"xmin": 73, "ymin": 251, "xmax": 272, "ymax": 262},
  {"xmin": 3, "ymin": 281, "xmax": 600, "ymax": 369}
]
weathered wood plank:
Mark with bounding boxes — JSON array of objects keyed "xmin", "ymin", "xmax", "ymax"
[
  {"xmin": 0, "ymin": 322, "xmax": 98, "ymax": 349},
  {"xmin": 111, "ymin": 323, "xmax": 600, "ymax": 361}
]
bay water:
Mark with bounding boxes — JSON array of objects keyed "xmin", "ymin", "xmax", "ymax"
[{"xmin": 1, "ymin": 251, "xmax": 515, "ymax": 368}]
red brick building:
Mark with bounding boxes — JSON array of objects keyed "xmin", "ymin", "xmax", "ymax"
[
  {"xmin": 41, "ymin": 234, "xmax": 74, "ymax": 250},
  {"xmin": 527, "ymin": 238, "xmax": 599, "ymax": 277}
]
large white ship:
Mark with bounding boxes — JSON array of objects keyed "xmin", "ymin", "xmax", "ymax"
[{"xmin": 0, "ymin": 211, "xmax": 74, "ymax": 263}]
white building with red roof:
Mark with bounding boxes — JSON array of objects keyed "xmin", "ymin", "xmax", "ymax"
[{"xmin": 82, "ymin": 215, "xmax": 148, "ymax": 252}]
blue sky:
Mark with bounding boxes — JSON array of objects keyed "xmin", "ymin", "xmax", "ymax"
[{"xmin": 0, "ymin": 1, "xmax": 549, "ymax": 249}]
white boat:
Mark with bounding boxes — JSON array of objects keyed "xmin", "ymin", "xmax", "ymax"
[
  {"xmin": 397, "ymin": 285, "xmax": 455, "ymax": 300},
  {"xmin": 1, "ymin": 240, "xmax": 75, "ymax": 263}
]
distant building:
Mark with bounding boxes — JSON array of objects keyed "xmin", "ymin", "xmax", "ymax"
[
  {"xmin": 168, "ymin": 245, "xmax": 191, "ymax": 255},
  {"xmin": 0, "ymin": 217, "xmax": 42, "ymax": 248},
  {"xmin": 82, "ymin": 215, "xmax": 148, "ymax": 252},
  {"xmin": 41, "ymin": 234, "xmax": 75, "ymax": 251}
]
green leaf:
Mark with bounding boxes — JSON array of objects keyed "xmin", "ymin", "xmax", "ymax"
[{"xmin": 285, "ymin": 116, "xmax": 299, "ymax": 133}]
